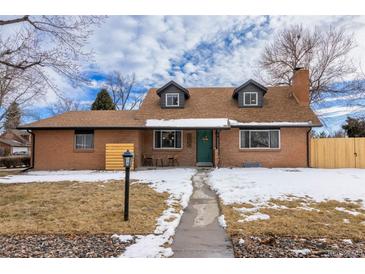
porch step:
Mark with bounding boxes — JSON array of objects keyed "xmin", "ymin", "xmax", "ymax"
[{"xmin": 196, "ymin": 162, "xmax": 213, "ymax": 167}]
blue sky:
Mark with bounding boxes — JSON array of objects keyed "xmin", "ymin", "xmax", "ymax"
[{"xmin": 28, "ymin": 16, "xmax": 365, "ymax": 133}]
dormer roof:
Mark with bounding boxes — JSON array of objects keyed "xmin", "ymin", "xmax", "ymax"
[
  {"xmin": 232, "ymin": 79, "xmax": 268, "ymax": 99},
  {"xmin": 156, "ymin": 80, "xmax": 190, "ymax": 99}
]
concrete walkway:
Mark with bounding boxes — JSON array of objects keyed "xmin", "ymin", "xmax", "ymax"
[{"xmin": 172, "ymin": 169, "xmax": 234, "ymax": 258}]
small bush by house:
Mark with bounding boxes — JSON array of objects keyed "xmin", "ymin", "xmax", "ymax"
[{"xmin": 0, "ymin": 156, "xmax": 30, "ymax": 168}]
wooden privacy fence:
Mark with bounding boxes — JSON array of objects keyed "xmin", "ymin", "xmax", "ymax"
[
  {"xmin": 105, "ymin": 143, "xmax": 135, "ymax": 170},
  {"xmin": 310, "ymin": 138, "xmax": 365, "ymax": 168}
]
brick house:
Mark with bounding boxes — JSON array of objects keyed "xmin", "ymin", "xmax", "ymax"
[
  {"xmin": 19, "ymin": 68, "xmax": 321, "ymax": 170},
  {"xmin": 0, "ymin": 129, "xmax": 31, "ymax": 156}
]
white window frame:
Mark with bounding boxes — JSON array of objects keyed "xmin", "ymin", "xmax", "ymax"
[
  {"xmin": 242, "ymin": 92, "xmax": 258, "ymax": 106},
  {"xmin": 153, "ymin": 130, "xmax": 183, "ymax": 149},
  {"xmin": 165, "ymin": 93, "xmax": 180, "ymax": 107},
  {"xmin": 239, "ymin": 129, "xmax": 280, "ymax": 149}
]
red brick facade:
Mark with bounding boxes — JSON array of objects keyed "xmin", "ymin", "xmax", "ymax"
[
  {"xmin": 33, "ymin": 129, "xmax": 143, "ymax": 170},
  {"xmin": 219, "ymin": 127, "xmax": 309, "ymax": 167},
  {"xmin": 32, "ymin": 127, "xmax": 309, "ymax": 170}
]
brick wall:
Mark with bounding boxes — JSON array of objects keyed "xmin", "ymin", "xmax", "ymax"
[
  {"xmin": 141, "ymin": 129, "xmax": 197, "ymax": 166},
  {"xmin": 33, "ymin": 127, "xmax": 309, "ymax": 170},
  {"xmin": 33, "ymin": 129, "xmax": 142, "ymax": 170},
  {"xmin": 219, "ymin": 127, "xmax": 309, "ymax": 167}
]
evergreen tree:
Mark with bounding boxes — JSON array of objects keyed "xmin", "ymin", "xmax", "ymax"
[
  {"xmin": 4, "ymin": 102, "xmax": 21, "ymax": 130},
  {"xmin": 342, "ymin": 117, "xmax": 365, "ymax": 137},
  {"xmin": 91, "ymin": 89, "xmax": 115, "ymax": 110}
]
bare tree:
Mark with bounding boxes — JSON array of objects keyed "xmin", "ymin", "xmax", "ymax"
[
  {"xmin": 48, "ymin": 96, "xmax": 85, "ymax": 116},
  {"xmin": 0, "ymin": 16, "xmax": 103, "ymax": 83},
  {"xmin": 259, "ymin": 24, "xmax": 361, "ymax": 102},
  {"xmin": 105, "ymin": 71, "xmax": 143, "ymax": 110},
  {"xmin": 0, "ymin": 15, "xmax": 104, "ymax": 126},
  {"xmin": 0, "ymin": 65, "xmax": 45, "ymax": 128}
]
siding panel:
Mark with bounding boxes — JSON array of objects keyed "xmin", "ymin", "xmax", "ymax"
[
  {"xmin": 159, "ymin": 86, "xmax": 186, "ymax": 108},
  {"xmin": 237, "ymin": 84, "xmax": 264, "ymax": 108}
]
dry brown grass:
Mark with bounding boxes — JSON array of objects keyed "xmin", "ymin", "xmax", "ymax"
[
  {"xmin": 222, "ymin": 198, "xmax": 365, "ymax": 241},
  {"xmin": 0, "ymin": 180, "xmax": 169, "ymax": 234}
]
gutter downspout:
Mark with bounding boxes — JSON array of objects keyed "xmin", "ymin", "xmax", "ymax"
[
  {"xmin": 24, "ymin": 129, "xmax": 35, "ymax": 171},
  {"xmin": 306, "ymin": 128, "xmax": 311, "ymax": 168}
]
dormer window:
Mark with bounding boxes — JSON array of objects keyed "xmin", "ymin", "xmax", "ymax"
[
  {"xmin": 166, "ymin": 93, "xmax": 179, "ymax": 107},
  {"xmin": 243, "ymin": 92, "xmax": 258, "ymax": 106},
  {"xmin": 232, "ymin": 79, "xmax": 268, "ymax": 108},
  {"xmin": 156, "ymin": 81, "xmax": 190, "ymax": 109}
]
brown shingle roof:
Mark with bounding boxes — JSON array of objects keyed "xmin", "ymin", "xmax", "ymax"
[
  {"xmin": 18, "ymin": 110, "xmax": 143, "ymax": 129},
  {"xmin": 19, "ymin": 85, "xmax": 321, "ymax": 129},
  {"xmin": 136, "ymin": 86, "xmax": 321, "ymax": 126}
]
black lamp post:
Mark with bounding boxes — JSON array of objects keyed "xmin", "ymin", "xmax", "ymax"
[{"xmin": 123, "ymin": 150, "xmax": 133, "ymax": 221}]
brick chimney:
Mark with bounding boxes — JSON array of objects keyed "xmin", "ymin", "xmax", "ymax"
[{"xmin": 292, "ymin": 68, "xmax": 310, "ymax": 106}]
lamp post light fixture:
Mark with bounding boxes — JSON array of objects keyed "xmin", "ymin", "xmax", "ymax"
[{"xmin": 122, "ymin": 150, "xmax": 133, "ymax": 221}]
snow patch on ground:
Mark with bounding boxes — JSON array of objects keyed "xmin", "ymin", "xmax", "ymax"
[
  {"xmin": 238, "ymin": 238, "xmax": 245, "ymax": 245},
  {"xmin": 115, "ymin": 169, "xmax": 196, "ymax": 258},
  {"xmin": 111, "ymin": 235, "xmax": 134, "ymax": 243},
  {"xmin": 208, "ymin": 168, "xmax": 365, "ymax": 207},
  {"xmin": 335, "ymin": 207, "xmax": 361, "ymax": 216},
  {"xmin": 239, "ymin": 212, "xmax": 270, "ymax": 222},
  {"xmin": 343, "ymin": 239, "xmax": 353, "ymax": 245},
  {"xmin": 0, "ymin": 168, "xmax": 196, "ymax": 258},
  {"xmin": 218, "ymin": 215, "xmax": 227, "ymax": 229},
  {"xmin": 292, "ymin": 248, "xmax": 311, "ymax": 256}
]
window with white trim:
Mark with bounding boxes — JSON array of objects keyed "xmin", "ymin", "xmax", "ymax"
[
  {"xmin": 240, "ymin": 129, "xmax": 280, "ymax": 149},
  {"xmin": 165, "ymin": 93, "xmax": 179, "ymax": 107},
  {"xmin": 154, "ymin": 130, "xmax": 182, "ymax": 149},
  {"xmin": 243, "ymin": 92, "xmax": 258, "ymax": 106},
  {"xmin": 75, "ymin": 129, "xmax": 94, "ymax": 150}
]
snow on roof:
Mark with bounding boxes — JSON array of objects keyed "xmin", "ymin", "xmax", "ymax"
[
  {"xmin": 145, "ymin": 118, "xmax": 230, "ymax": 128},
  {"xmin": 228, "ymin": 120, "xmax": 314, "ymax": 127},
  {"xmin": 145, "ymin": 118, "xmax": 315, "ymax": 128}
]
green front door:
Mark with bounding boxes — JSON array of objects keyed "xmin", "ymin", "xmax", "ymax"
[{"xmin": 196, "ymin": 130, "xmax": 213, "ymax": 163}]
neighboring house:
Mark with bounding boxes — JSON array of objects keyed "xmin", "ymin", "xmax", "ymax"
[
  {"xmin": 0, "ymin": 129, "xmax": 31, "ymax": 156},
  {"xmin": 19, "ymin": 68, "xmax": 321, "ymax": 170}
]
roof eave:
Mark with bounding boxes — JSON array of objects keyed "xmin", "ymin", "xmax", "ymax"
[
  {"xmin": 17, "ymin": 126, "xmax": 144, "ymax": 130},
  {"xmin": 232, "ymin": 79, "xmax": 268, "ymax": 98}
]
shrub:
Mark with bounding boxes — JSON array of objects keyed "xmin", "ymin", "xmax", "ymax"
[{"xmin": 0, "ymin": 156, "xmax": 31, "ymax": 168}]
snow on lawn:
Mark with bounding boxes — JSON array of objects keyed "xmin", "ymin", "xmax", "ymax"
[
  {"xmin": 208, "ymin": 168, "xmax": 365, "ymax": 207},
  {"xmin": 0, "ymin": 168, "xmax": 196, "ymax": 258},
  {"xmin": 218, "ymin": 215, "xmax": 227, "ymax": 229},
  {"xmin": 239, "ymin": 212, "xmax": 270, "ymax": 222}
]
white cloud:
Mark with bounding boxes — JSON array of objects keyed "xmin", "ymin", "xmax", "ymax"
[
  {"xmin": 6, "ymin": 15, "xmax": 365, "ymax": 121},
  {"xmin": 85, "ymin": 15, "xmax": 365, "ymax": 89},
  {"xmin": 314, "ymin": 105, "xmax": 365, "ymax": 118}
]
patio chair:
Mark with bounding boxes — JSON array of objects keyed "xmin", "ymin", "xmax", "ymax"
[
  {"xmin": 143, "ymin": 154, "xmax": 153, "ymax": 166},
  {"xmin": 167, "ymin": 155, "xmax": 179, "ymax": 166}
]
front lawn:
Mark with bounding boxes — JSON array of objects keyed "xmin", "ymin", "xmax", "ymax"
[
  {"xmin": 0, "ymin": 180, "xmax": 168, "ymax": 234},
  {"xmin": 222, "ymin": 199, "xmax": 365, "ymax": 240},
  {"xmin": 0, "ymin": 169, "xmax": 196, "ymax": 258},
  {"xmin": 208, "ymin": 168, "xmax": 365, "ymax": 257}
]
